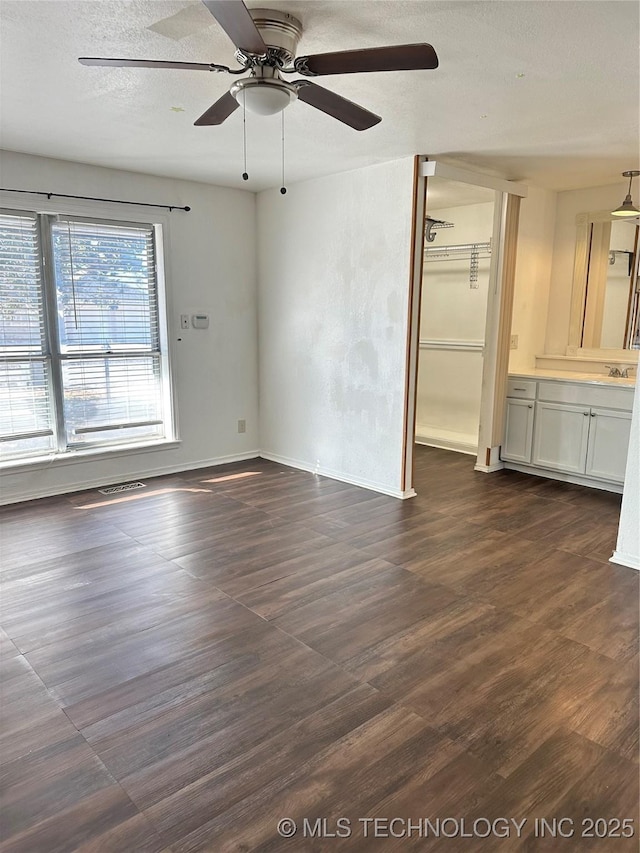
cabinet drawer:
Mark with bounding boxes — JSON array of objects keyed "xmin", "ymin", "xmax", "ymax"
[
  {"xmin": 537, "ymin": 381, "xmax": 634, "ymax": 411},
  {"xmin": 506, "ymin": 379, "xmax": 536, "ymax": 399}
]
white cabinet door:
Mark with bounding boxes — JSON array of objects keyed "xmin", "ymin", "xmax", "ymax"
[
  {"xmin": 532, "ymin": 402, "xmax": 590, "ymax": 474},
  {"xmin": 502, "ymin": 398, "xmax": 535, "ymax": 463},
  {"xmin": 585, "ymin": 407, "xmax": 633, "ymax": 483}
]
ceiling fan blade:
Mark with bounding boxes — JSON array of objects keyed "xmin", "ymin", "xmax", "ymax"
[
  {"xmin": 294, "ymin": 44, "xmax": 438, "ymax": 76},
  {"xmin": 294, "ymin": 81, "xmax": 381, "ymax": 131},
  {"xmin": 201, "ymin": 0, "xmax": 267, "ymax": 54},
  {"xmin": 79, "ymin": 57, "xmax": 224, "ymax": 72},
  {"xmin": 194, "ymin": 91, "xmax": 239, "ymax": 125}
]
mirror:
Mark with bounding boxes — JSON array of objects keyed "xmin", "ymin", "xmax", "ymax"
[
  {"xmin": 601, "ymin": 221, "xmax": 638, "ymax": 347},
  {"xmin": 568, "ymin": 210, "xmax": 640, "ymax": 352}
]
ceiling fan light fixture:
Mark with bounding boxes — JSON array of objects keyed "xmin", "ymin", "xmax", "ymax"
[
  {"xmin": 612, "ymin": 170, "xmax": 640, "ymax": 217},
  {"xmin": 79, "ymin": 1, "xmax": 440, "ymax": 131},
  {"xmin": 230, "ymin": 78, "xmax": 297, "ymax": 116}
]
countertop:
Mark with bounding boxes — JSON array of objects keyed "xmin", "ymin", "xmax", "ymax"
[{"xmin": 509, "ymin": 369, "xmax": 636, "ymax": 388}]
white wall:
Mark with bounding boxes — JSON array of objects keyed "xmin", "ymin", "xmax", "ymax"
[
  {"xmin": 417, "ymin": 201, "xmax": 493, "ymax": 452},
  {"xmin": 509, "ymin": 185, "xmax": 557, "ymax": 371},
  {"xmin": 613, "ymin": 372, "xmax": 640, "ymax": 571},
  {"xmin": 545, "ymin": 182, "xmax": 623, "ymax": 355},
  {"xmin": 257, "ymin": 158, "xmax": 415, "ymax": 497},
  {"xmin": 0, "ymin": 150, "xmax": 258, "ymax": 503}
]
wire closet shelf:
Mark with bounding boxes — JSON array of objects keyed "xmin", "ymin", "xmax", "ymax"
[{"xmin": 424, "ymin": 240, "xmax": 492, "ymax": 288}]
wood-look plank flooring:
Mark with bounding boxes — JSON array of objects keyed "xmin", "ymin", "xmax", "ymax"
[{"xmin": 1, "ymin": 447, "xmax": 638, "ymax": 851}]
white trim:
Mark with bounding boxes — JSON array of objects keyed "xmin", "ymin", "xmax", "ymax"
[
  {"xmin": 420, "ymin": 161, "xmax": 528, "ymax": 197},
  {"xmin": 0, "ymin": 439, "xmax": 182, "ymax": 473},
  {"xmin": 502, "ymin": 461, "xmax": 624, "ymax": 494},
  {"xmin": 419, "ymin": 339, "xmax": 484, "ymax": 352},
  {"xmin": 258, "ymin": 451, "xmax": 414, "ymax": 499},
  {"xmin": 399, "ymin": 488, "xmax": 417, "ymax": 499},
  {"xmin": 565, "ymin": 347, "xmax": 639, "ymax": 363},
  {"xmin": 2, "ymin": 444, "xmax": 417, "ymax": 505},
  {"xmin": 610, "ymin": 550, "xmax": 640, "ymax": 571},
  {"xmin": 403, "ymin": 155, "xmax": 428, "ymax": 497},
  {"xmin": 416, "ymin": 431, "xmax": 478, "ymax": 456},
  {"xmin": 475, "ymin": 192, "xmax": 506, "ymax": 470},
  {"xmin": 417, "ymin": 439, "xmax": 477, "ymax": 456},
  {"xmin": 0, "ymin": 450, "xmax": 260, "ymax": 505},
  {"xmin": 535, "ymin": 354, "xmax": 638, "ymax": 377},
  {"xmin": 474, "ymin": 462, "xmax": 505, "ymax": 473}
]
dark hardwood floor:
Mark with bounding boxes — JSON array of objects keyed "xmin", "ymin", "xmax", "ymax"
[{"xmin": 1, "ymin": 446, "xmax": 638, "ymax": 852}]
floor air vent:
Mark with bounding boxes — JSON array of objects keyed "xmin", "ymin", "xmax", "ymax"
[{"xmin": 98, "ymin": 482, "xmax": 146, "ymax": 495}]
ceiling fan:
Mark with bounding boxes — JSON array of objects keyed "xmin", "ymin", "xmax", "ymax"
[{"xmin": 79, "ymin": 0, "xmax": 439, "ymax": 131}]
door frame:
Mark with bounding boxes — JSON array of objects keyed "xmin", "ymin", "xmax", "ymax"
[{"xmin": 401, "ymin": 159, "xmax": 527, "ymax": 493}]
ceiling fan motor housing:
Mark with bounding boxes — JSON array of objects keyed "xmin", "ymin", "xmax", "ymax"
[
  {"xmin": 230, "ymin": 10, "xmax": 302, "ymax": 115},
  {"xmin": 244, "ymin": 8, "xmax": 303, "ymax": 64}
]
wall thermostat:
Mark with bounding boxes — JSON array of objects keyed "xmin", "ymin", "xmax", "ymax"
[{"xmin": 192, "ymin": 314, "xmax": 209, "ymax": 329}]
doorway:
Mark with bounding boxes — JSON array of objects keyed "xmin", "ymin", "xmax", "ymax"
[
  {"xmin": 416, "ymin": 178, "xmax": 496, "ymax": 457},
  {"xmin": 401, "ymin": 159, "xmax": 526, "ymax": 495}
]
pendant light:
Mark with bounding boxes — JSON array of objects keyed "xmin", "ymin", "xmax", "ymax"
[{"xmin": 612, "ymin": 170, "xmax": 640, "ymax": 217}]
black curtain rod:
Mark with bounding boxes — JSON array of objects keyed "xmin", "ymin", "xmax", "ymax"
[{"xmin": 0, "ymin": 187, "xmax": 190, "ymax": 212}]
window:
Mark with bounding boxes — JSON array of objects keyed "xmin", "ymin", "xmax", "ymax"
[{"xmin": 0, "ymin": 210, "xmax": 172, "ymax": 462}]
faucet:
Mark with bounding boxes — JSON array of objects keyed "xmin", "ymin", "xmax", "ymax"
[{"xmin": 606, "ymin": 365, "xmax": 634, "ymax": 378}]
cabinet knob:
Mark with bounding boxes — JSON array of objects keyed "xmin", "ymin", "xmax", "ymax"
[
  {"xmin": 583, "ymin": 412, "xmax": 589, "ymax": 416},
  {"xmin": 590, "ymin": 412, "xmax": 596, "ymax": 417},
  {"xmin": 528, "ymin": 404, "xmax": 533, "ymax": 409}
]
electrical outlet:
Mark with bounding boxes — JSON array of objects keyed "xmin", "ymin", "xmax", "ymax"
[
  {"xmin": 180, "ymin": 314, "xmax": 190, "ymax": 330},
  {"xmin": 237, "ymin": 419, "xmax": 246, "ymax": 434},
  {"xmin": 510, "ymin": 334, "xmax": 518, "ymax": 350}
]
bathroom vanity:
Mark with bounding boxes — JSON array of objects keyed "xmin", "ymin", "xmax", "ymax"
[{"xmin": 501, "ymin": 370, "xmax": 635, "ymax": 492}]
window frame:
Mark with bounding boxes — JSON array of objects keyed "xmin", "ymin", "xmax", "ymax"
[
  {"xmin": 0, "ymin": 203, "xmax": 176, "ymax": 466},
  {"xmin": 0, "ymin": 208, "xmax": 58, "ymax": 457}
]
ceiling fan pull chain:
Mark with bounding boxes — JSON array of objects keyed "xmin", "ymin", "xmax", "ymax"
[
  {"xmin": 280, "ymin": 110, "xmax": 287, "ymax": 195},
  {"xmin": 242, "ymin": 99, "xmax": 249, "ymax": 181}
]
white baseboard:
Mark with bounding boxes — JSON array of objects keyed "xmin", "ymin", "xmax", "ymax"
[
  {"xmin": 610, "ymin": 550, "xmax": 640, "ymax": 571},
  {"xmin": 416, "ymin": 435, "xmax": 477, "ymax": 456},
  {"xmin": 415, "ymin": 427, "xmax": 478, "ymax": 457},
  {"xmin": 502, "ymin": 462, "xmax": 624, "ymax": 494},
  {"xmin": 0, "ymin": 450, "xmax": 261, "ymax": 506},
  {"xmin": 474, "ymin": 462, "xmax": 505, "ymax": 473},
  {"xmin": 259, "ymin": 451, "xmax": 413, "ymax": 499},
  {"xmin": 2, "ymin": 447, "xmax": 413, "ymax": 505}
]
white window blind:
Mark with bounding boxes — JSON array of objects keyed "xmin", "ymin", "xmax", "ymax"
[
  {"xmin": 0, "ymin": 209, "xmax": 171, "ymax": 462},
  {"xmin": 51, "ymin": 219, "xmax": 165, "ymax": 447},
  {"xmin": 52, "ymin": 220, "xmax": 160, "ymax": 354},
  {"xmin": 0, "ymin": 212, "xmax": 55, "ymax": 458}
]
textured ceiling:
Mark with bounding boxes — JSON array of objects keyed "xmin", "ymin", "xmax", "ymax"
[{"xmin": 0, "ymin": 0, "xmax": 638, "ymax": 192}]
